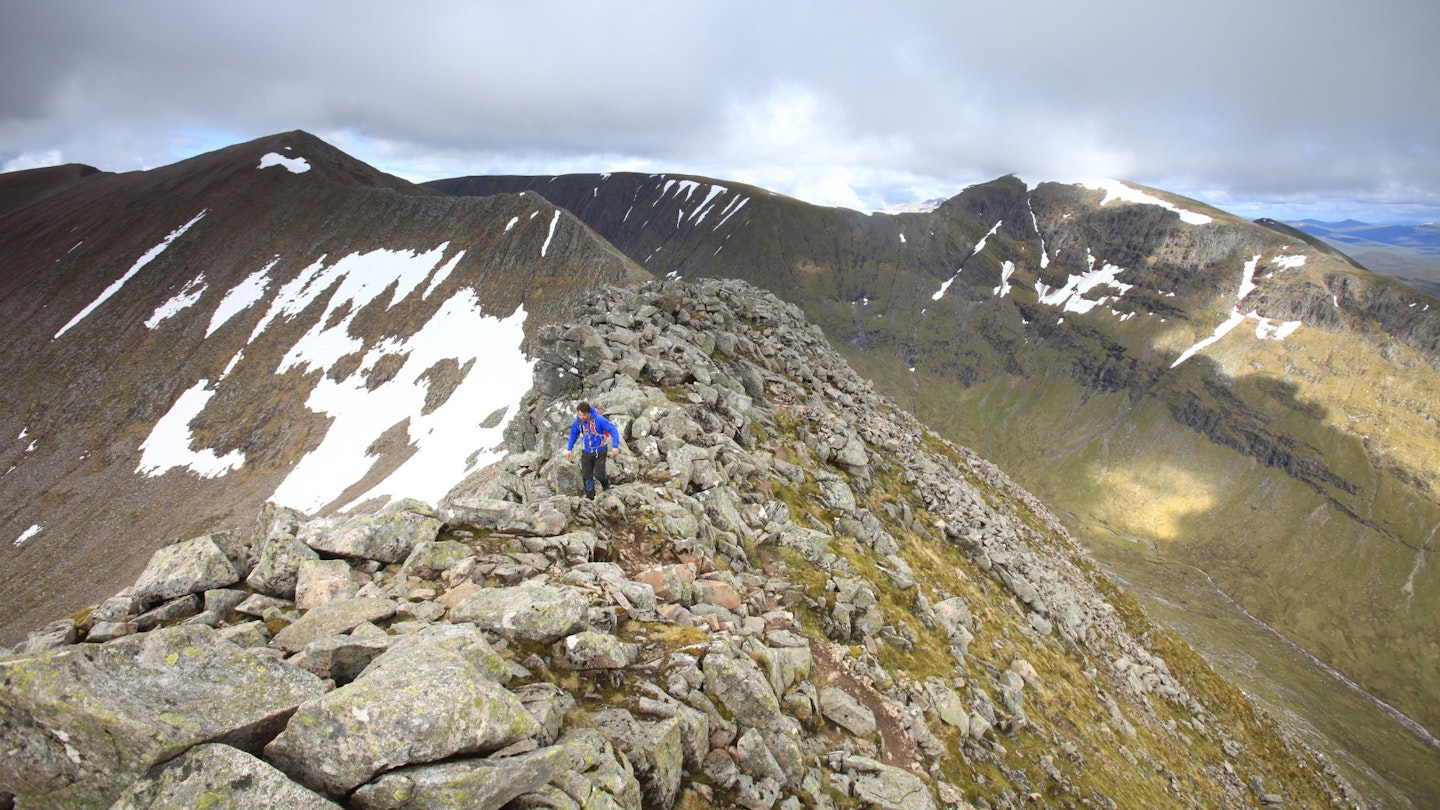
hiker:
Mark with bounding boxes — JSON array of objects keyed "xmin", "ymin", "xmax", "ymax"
[{"xmin": 565, "ymin": 401, "xmax": 620, "ymax": 499}]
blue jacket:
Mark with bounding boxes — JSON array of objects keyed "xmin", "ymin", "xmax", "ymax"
[{"xmin": 568, "ymin": 412, "xmax": 620, "ymax": 454}]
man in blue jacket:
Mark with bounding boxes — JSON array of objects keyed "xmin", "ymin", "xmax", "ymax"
[{"xmin": 566, "ymin": 401, "xmax": 620, "ymax": 499}]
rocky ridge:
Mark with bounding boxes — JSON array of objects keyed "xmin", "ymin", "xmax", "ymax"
[{"xmin": 1, "ymin": 279, "xmax": 1354, "ymax": 809}]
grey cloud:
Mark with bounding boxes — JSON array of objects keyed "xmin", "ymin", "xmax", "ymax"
[{"xmin": 1, "ymin": 0, "xmax": 1436, "ymax": 220}]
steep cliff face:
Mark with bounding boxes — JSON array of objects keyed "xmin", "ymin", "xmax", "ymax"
[
  {"xmin": 0, "ymin": 132, "xmax": 649, "ymax": 643},
  {"xmin": 2, "ymin": 279, "xmax": 1353, "ymax": 810},
  {"xmin": 429, "ymin": 172, "xmax": 1440, "ymax": 750}
]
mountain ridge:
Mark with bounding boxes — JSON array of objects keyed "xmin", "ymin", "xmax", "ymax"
[{"xmin": 427, "ymin": 168, "xmax": 1440, "ymax": 800}]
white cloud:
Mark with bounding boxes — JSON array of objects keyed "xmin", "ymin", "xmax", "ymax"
[{"xmin": 2, "ymin": 149, "xmax": 62, "ymax": 172}]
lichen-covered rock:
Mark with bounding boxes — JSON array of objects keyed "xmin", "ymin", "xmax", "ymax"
[
  {"xmin": 293, "ymin": 558, "xmax": 359, "ymax": 609},
  {"xmin": 397, "ymin": 539, "xmax": 473, "ymax": 581},
  {"xmin": 702, "ymin": 651, "xmax": 783, "ymax": 729},
  {"xmin": 441, "ymin": 497, "xmax": 567, "ymax": 537},
  {"xmin": 819, "ymin": 686, "xmax": 876, "ymax": 737},
  {"xmin": 299, "ymin": 511, "xmax": 443, "ymax": 564},
  {"xmin": 351, "ymin": 728, "xmax": 616, "ymax": 810},
  {"xmin": 0, "ymin": 625, "xmax": 325, "ymax": 810},
  {"xmin": 591, "ymin": 709, "xmax": 684, "ymax": 810},
  {"xmin": 19, "ymin": 618, "xmax": 77, "ymax": 653},
  {"xmin": 562, "ymin": 630, "xmax": 637, "ymax": 670},
  {"xmin": 109, "ymin": 743, "xmax": 341, "ymax": 809},
  {"xmin": 246, "ymin": 533, "xmax": 319, "ymax": 599},
  {"xmin": 271, "ymin": 597, "xmax": 398, "ymax": 653},
  {"xmin": 830, "ymin": 753, "xmax": 935, "ymax": 810},
  {"xmin": 264, "ymin": 628, "xmax": 539, "ymax": 796},
  {"xmin": 131, "ymin": 535, "xmax": 242, "ymax": 607},
  {"xmin": 447, "ymin": 583, "xmax": 589, "ymax": 643}
]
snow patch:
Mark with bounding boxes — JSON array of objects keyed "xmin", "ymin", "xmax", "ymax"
[
  {"xmin": 258, "ymin": 153, "xmax": 311, "ymax": 174},
  {"xmin": 1035, "ymin": 262, "xmax": 1133, "ymax": 315},
  {"xmin": 1083, "ymin": 179, "xmax": 1212, "ymax": 225},
  {"xmin": 208, "ymin": 259, "xmax": 278, "ymax": 337},
  {"xmin": 1253, "ymin": 315, "xmax": 1303, "ymax": 340},
  {"xmin": 505, "ymin": 217, "xmax": 519, "ymax": 232},
  {"xmin": 1272, "ymin": 254, "xmax": 1307, "ymax": 270},
  {"xmin": 541, "ymin": 211, "xmax": 560, "ymax": 257},
  {"xmin": 270, "ymin": 295, "xmax": 533, "ymax": 513},
  {"xmin": 932, "ymin": 221, "xmax": 1003, "ymax": 301},
  {"xmin": 146, "ymin": 274, "xmax": 208, "ymax": 329},
  {"xmin": 135, "ymin": 379, "xmax": 246, "ymax": 478},
  {"xmin": 251, "ymin": 244, "xmax": 452, "ymax": 356},
  {"xmin": 994, "ymin": 261, "xmax": 1016, "ymax": 298},
  {"xmin": 1237, "ymin": 255, "xmax": 1261, "ymax": 301},
  {"xmin": 55, "ymin": 210, "xmax": 208, "ymax": 339},
  {"xmin": 14, "ymin": 525, "xmax": 40, "ymax": 548},
  {"xmin": 1170, "ymin": 309, "xmax": 1247, "ymax": 368}
]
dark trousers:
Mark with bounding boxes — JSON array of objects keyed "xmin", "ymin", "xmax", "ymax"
[{"xmin": 579, "ymin": 451, "xmax": 609, "ymax": 498}]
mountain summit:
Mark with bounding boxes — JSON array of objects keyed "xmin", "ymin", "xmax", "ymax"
[{"xmin": 0, "ymin": 131, "xmax": 647, "ymax": 640}]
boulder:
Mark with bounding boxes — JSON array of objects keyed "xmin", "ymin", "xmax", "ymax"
[
  {"xmin": 350, "ymin": 728, "xmax": 616, "ymax": 810},
  {"xmin": 442, "ymin": 498, "xmax": 567, "ymax": 537},
  {"xmin": 701, "ymin": 652, "xmax": 783, "ymax": 729},
  {"xmin": 19, "ymin": 619, "xmax": 77, "ymax": 653},
  {"xmin": 293, "ymin": 559, "xmax": 359, "ymax": 609},
  {"xmin": 398, "ymin": 539, "xmax": 473, "ymax": 581},
  {"xmin": 264, "ymin": 629, "xmax": 540, "ymax": 796},
  {"xmin": 562, "ymin": 630, "xmax": 637, "ymax": 670},
  {"xmin": 246, "ymin": 533, "xmax": 319, "ymax": 599},
  {"xmin": 633, "ymin": 564, "xmax": 695, "ymax": 604},
  {"xmin": 838, "ymin": 754, "xmax": 935, "ymax": 810},
  {"xmin": 299, "ymin": 511, "xmax": 443, "ymax": 564},
  {"xmin": 0, "ymin": 625, "xmax": 324, "ymax": 809},
  {"xmin": 591, "ymin": 709, "xmax": 684, "ymax": 810},
  {"xmin": 819, "ymin": 687, "xmax": 876, "ymax": 737},
  {"xmin": 271, "ymin": 597, "xmax": 398, "ymax": 653},
  {"xmin": 131, "ymin": 535, "xmax": 241, "ymax": 607},
  {"xmin": 109, "ymin": 743, "xmax": 340, "ymax": 809},
  {"xmin": 447, "ymin": 583, "xmax": 589, "ymax": 643}
]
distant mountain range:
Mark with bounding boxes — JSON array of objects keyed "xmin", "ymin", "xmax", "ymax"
[{"xmin": 1287, "ymin": 219, "xmax": 1440, "ymax": 296}]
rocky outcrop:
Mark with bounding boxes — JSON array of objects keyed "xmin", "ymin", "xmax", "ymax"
[{"xmin": 0, "ymin": 279, "xmax": 1353, "ymax": 809}]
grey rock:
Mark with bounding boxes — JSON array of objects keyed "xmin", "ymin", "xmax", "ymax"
[
  {"xmin": 264, "ymin": 629, "xmax": 540, "ymax": 796},
  {"xmin": 245, "ymin": 533, "xmax": 319, "ymax": 599},
  {"xmin": 271, "ymin": 597, "xmax": 397, "ymax": 653},
  {"xmin": 0, "ymin": 625, "xmax": 324, "ymax": 810},
  {"xmin": 735, "ymin": 726, "xmax": 784, "ymax": 784},
  {"xmin": 591, "ymin": 709, "xmax": 684, "ymax": 810},
  {"xmin": 293, "ymin": 559, "xmax": 359, "ymax": 609},
  {"xmin": 290, "ymin": 635, "xmax": 394, "ymax": 683},
  {"xmin": 562, "ymin": 630, "xmax": 637, "ymax": 670},
  {"xmin": 131, "ymin": 535, "xmax": 241, "ymax": 607},
  {"xmin": 842, "ymin": 755, "xmax": 935, "ymax": 810},
  {"xmin": 398, "ymin": 539, "xmax": 473, "ymax": 581},
  {"xmin": 702, "ymin": 652, "xmax": 783, "ymax": 729},
  {"xmin": 203, "ymin": 588, "xmax": 249, "ymax": 621},
  {"xmin": 448, "ymin": 583, "xmax": 589, "ymax": 643},
  {"xmin": 299, "ymin": 511, "xmax": 443, "ymax": 564},
  {"xmin": 442, "ymin": 498, "xmax": 567, "ymax": 537},
  {"xmin": 20, "ymin": 619, "xmax": 78, "ymax": 653},
  {"xmin": 350, "ymin": 728, "xmax": 614, "ymax": 810},
  {"xmin": 819, "ymin": 686, "xmax": 876, "ymax": 737},
  {"xmin": 109, "ymin": 743, "xmax": 340, "ymax": 809}
]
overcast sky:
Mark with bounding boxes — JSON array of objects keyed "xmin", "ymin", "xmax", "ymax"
[{"xmin": 2, "ymin": 1, "xmax": 1436, "ymax": 222}]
